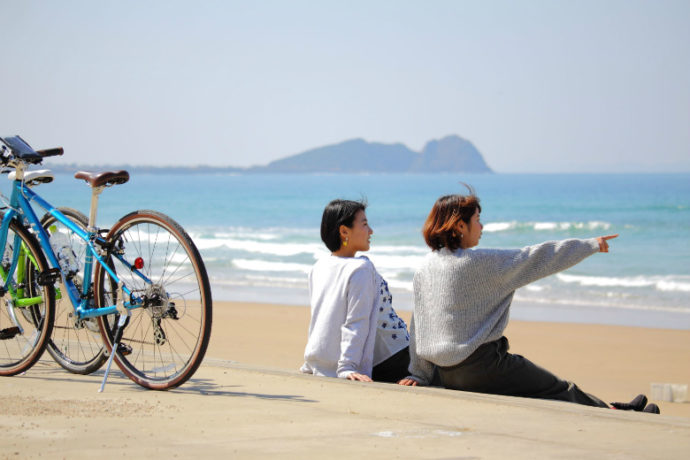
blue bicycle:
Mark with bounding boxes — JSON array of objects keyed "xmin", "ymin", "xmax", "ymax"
[{"xmin": 0, "ymin": 135, "xmax": 212, "ymax": 390}]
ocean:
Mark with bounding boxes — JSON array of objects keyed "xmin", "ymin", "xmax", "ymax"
[{"xmin": 6, "ymin": 172, "xmax": 689, "ymax": 330}]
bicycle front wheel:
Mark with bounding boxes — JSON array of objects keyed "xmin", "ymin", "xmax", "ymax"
[
  {"xmin": 41, "ymin": 207, "xmax": 109, "ymax": 374},
  {"xmin": 94, "ymin": 210, "xmax": 212, "ymax": 390},
  {"xmin": 0, "ymin": 219, "xmax": 55, "ymax": 376}
]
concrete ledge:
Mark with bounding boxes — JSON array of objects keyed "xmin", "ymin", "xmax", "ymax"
[
  {"xmin": 205, "ymin": 357, "xmax": 690, "ymax": 427},
  {"xmin": 1, "ymin": 358, "xmax": 688, "ymax": 459}
]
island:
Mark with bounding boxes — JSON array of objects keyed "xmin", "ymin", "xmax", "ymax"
[{"xmin": 44, "ymin": 135, "xmax": 492, "ymax": 174}]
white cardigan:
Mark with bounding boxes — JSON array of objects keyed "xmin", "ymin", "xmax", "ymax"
[{"xmin": 301, "ymin": 255, "xmax": 408, "ymax": 378}]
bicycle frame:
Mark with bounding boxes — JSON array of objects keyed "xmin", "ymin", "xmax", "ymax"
[
  {"xmin": 1, "ymin": 135, "xmax": 211, "ymax": 390},
  {"xmin": 1, "ymin": 176, "xmax": 149, "ymax": 321},
  {"xmin": 0, "ymin": 232, "xmax": 41, "ymax": 311}
]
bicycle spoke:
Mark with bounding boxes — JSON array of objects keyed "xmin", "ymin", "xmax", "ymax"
[
  {"xmin": 95, "ymin": 210, "xmax": 211, "ymax": 390},
  {"xmin": 0, "ymin": 219, "xmax": 54, "ymax": 376},
  {"xmin": 41, "ymin": 208, "xmax": 108, "ymax": 374}
]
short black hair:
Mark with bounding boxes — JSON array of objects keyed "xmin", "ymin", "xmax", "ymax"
[{"xmin": 320, "ymin": 199, "xmax": 367, "ymax": 252}]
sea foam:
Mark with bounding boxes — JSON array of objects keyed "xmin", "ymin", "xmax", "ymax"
[
  {"xmin": 483, "ymin": 221, "xmax": 612, "ymax": 233},
  {"xmin": 232, "ymin": 259, "xmax": 312, "ymax": 274},
  {"xmin": 557, "ymin": 273, "xmax": 690, "ymax": 292}
]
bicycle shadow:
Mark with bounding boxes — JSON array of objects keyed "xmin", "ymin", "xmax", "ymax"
[
  {"xmin": 167, "ymin": 377, "xmax": 318, "ymax": 403},
  {"xmin": 15, "ymin": 360, "xmax": 318, "ymax": 404}
]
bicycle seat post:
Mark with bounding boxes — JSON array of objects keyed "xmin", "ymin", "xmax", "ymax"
[{"xmin": 87, "ymin": 186, "xmax": 105, "ymax": 231}]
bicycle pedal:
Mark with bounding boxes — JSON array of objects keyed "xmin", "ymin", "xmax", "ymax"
[
  {"xmin": 37, "ymin": 268, "xmax": 61, "ymax": 286},
  {"xmin": 117, "ymin": 342, "xmax": 132, "ymax": 356},
  {"xmin": 0, "ymin": 327, "xmax": 21, "ymax": 340}
]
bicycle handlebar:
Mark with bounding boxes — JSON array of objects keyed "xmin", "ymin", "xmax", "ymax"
[{"xmin": 0, "ymin": 135, "xmax": 63, "ymax": 165}]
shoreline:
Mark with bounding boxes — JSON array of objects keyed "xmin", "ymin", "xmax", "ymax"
[{"xmin": 210, "ymin": 284, "xmax": 690, "ymax": 330}]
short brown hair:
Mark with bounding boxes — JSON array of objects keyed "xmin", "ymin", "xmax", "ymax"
[{"xmin": 422, "ymin": 194, "xmax": 481, "ymax": 251}]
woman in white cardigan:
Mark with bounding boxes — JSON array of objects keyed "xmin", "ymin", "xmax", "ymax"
[{"xmin": 300, "ymin": 199, "xmax": 410, "ymax": 383}]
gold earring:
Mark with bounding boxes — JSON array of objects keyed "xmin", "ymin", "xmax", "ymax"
[{"xmin": 343, "ymin": 238, "xmax": 348, "ymax": 247}]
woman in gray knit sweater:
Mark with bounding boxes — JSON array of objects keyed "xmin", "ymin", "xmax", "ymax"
[{"xmin": 400, "ymin": 192, "xmax": 657, "ymax": 412}]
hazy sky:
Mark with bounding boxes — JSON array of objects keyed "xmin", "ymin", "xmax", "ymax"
[{"xmin": 1, "ymin": 0, "xmax": 688, "ymax": 172}]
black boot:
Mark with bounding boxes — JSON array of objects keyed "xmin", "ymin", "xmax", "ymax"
[
  {"xmin": 642, "ymin": 403, "xmax": 660, "ymax": 414},
  {"xmin": 611, "ymin": 394, "xmax": 647, "ymax": 411}
]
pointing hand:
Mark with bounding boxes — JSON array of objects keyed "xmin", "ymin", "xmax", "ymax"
[{"xmin": 597, "ymin": 234, "xmax": 619, "ymax": 253}]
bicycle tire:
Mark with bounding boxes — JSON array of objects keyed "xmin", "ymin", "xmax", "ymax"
[
  {"xmin": 41, "ymin": 207, "xmax": 109, "ymax": 374},
  {"xmin": 94, "ymin": 210, "xmax": 212, "ymax": 390},
  {"xmin": 0, "ymin": 218, "xmax": 55, "ymax": 376}
]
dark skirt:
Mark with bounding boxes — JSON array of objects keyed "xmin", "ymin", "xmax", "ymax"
[
  {"xmin": 437, "ymin": 336, "xmax": 608, "ymax": 408},
  {"xmin": 372, "ymin": 346, "xmax": 410, "ymax": 383}
]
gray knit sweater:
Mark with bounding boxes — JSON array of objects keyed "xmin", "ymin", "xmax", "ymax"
[{"xmin": 408, "ymin": 238, "xmax": 600, "ymax": 385}]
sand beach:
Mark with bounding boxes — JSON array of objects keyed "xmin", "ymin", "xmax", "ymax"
[{"xmin": 1, "ymin": 300, "xmax": 689, "ymax": 459}]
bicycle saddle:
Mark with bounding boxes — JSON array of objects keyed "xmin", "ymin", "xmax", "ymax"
[
  {"xmin": 74, "ymin": 170, "xmax": 130, "ymax": 188},
  {"xmin": 7, "ymin": 169, "xmax": 55, "ymax": 186}
]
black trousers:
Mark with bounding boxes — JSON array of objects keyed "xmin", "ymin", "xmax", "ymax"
[
  {"xmin": 438, "ymin": 337, "xmax": 608, "ymax": 408},
  {"xmin": 372, "ymin": 346, "xmax": 410, "ymax": 383}
]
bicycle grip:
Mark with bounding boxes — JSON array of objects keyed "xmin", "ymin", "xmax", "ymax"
[{"xmin": 36, "ymin": 147, "xmax": 64, "ymax": 158}]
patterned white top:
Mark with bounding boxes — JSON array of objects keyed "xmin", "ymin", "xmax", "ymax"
[
  {"xmin": 373, "ymin": 272, "xmax": 409, "ymax": 366},
  {"xmin": 300, "ymin": 255, "xmax": 409, "ymax": 378}
]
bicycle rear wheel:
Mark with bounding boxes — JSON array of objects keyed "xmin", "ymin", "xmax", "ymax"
[
  {"xmin": 41, "ymin": 207, "xmax": 109, "ymax": 374},
  {"xmin": 0, "ymin": 219, "xmax": 55, "ymax": 376},
  {"xmin": 94, "ymin": 210, "xmax": 212, "ymax": 390}
]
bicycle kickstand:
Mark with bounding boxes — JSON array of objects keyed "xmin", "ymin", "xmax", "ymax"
[{"xmin": 99, "ymin": 282, "xmax": 129, "ymax": 393}]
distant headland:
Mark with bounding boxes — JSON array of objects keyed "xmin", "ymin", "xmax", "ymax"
[{"xmin": 45, "ymin": 135, "xmax": 492, "ymax": 174}]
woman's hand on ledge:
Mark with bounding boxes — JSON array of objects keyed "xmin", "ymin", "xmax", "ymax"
[
  {"xmin": 346, "ymin": 372, "xmax": 373, "ymax": 382},
  {"xmin": 397, "ymin": 378, "xmax": 418, "ymax": 386}
]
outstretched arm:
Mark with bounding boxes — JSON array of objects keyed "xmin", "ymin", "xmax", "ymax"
[{"xmin": 493, "ymin": 237, "xmax": 608, "ymax": 293}]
